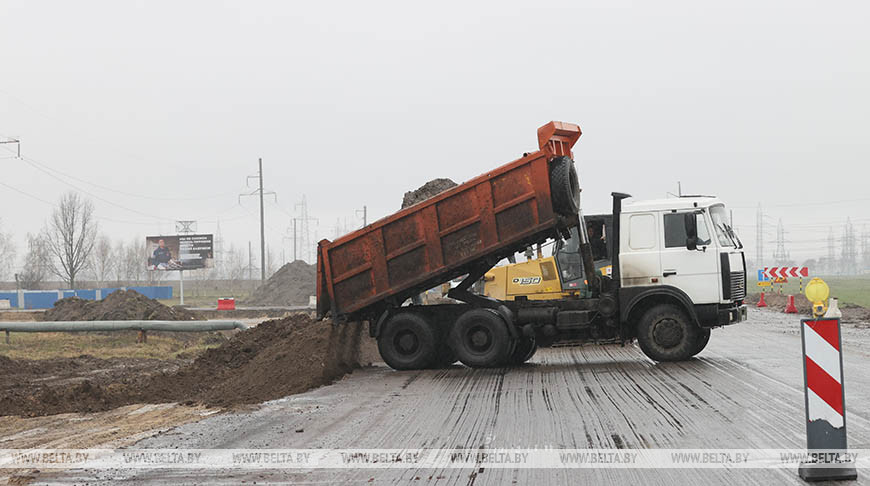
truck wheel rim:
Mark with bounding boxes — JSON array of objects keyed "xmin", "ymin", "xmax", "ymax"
[
  {"xmin": 467, "ymin": 325, "xmax": 492, "ymax": 352},
  {"xmin": 652, "ymin": 318, "xmax": 683, "ymax": 348},
  {"xmin": 395, "ymin": 330, "xmax": 420, "ymax": 355}
]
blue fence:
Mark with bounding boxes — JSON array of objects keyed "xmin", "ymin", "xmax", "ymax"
[{"xmin": 0, "ymin": 286, "xmax": 173, "ymax": 310}]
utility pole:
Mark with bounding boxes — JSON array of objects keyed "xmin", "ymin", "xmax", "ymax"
[
  {"xmin": 0, "ymin": 137, "xmax": 20, "ymax": 158},
  {"xmin": 291, "ymin": 196, "xmax": 318, "ymax": 263},
  {"xmin": 356, "ymin": 205, "xmax": 367, "ymax": 228},
  {"xmin": 842, "ymin": 218, "xmax": 856, "ymax": 276},
  {"xmin": 862, "ymin": 225, "xmax": 869, "ymax": 274},
  {"xmin": 258, "ymin": 158, "xmax": 265, "ymax": 281},
  {"xmin": 248, "ymin": 241, "xmax": 253, "ymax": 281},
  {"xmin": 773, "ymin": 218, "xmax": 789, "ymax": 267},
  {"xmin": 239, "ymin": 158, "xmax": 276, "ymax": 282}
]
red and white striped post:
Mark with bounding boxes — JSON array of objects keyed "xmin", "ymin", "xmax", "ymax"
[{"xmin": 799, "ymin": 317, "xmax": 857, "ymax": 481}]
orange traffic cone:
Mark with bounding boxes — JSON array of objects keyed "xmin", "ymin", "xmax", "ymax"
[
  {"xmin": 757, "ymin": 292, "xmax": 767, "ymax": 308},
  {"xmin": 785, "ymin": 295, "xmax": 798, "ymax": 314}
]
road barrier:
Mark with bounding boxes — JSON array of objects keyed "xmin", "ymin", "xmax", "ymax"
[
  {"xmin": 799, "ymin": 317, "xmax": 857, "ymax": 481},
  {"xmin": 0, "ymin": 320, "xmax": 249, "ymax": 345},
  {"xmin": 785, "ymin": 295, "xmax": 798, "ymax": 314}
]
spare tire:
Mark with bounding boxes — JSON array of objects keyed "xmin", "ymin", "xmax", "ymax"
[{"xmin": 549, "ymin": 156, "xmax": 581, "ymax": 216}]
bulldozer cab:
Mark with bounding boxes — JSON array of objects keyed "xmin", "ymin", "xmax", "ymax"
[{"xmin": 553, "ymin": 214, "xmax": 613, "ymax": 291}]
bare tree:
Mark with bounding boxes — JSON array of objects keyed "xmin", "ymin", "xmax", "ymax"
[
  {"xmin": 266, "ymin": 245, "xmax": 279, "ymax": 279},
  {"xmin": 18, "ymin": 233, "xmax": 50, "ymax": 289},
  {"xmin": 111, "ymin": 239, "xmax": 127, "ymax": 283},
  {"xmin": 0, "ymin": 219, "xmax": 16, "ymax": 282},
  {"xmin": 88, "ymin": 234, "xmax": 115, "ymax": 286},
  {"xmin": 42, "ymin": 192, "xmax": 98, "ymax": 289},
  {"xmin": 123, "ymin": 237, "xmax": 146, "ymax": 283},
  {"xmin": 224, "ymin": 243, "xmax": 247, "ymax": 282}
]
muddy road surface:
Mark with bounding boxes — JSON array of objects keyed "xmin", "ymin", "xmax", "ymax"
[{"xmin": 37, "ymin": 309, "xmax": 870, "ymax": 485}]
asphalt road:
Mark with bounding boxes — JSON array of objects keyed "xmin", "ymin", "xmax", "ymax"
[{"xmin": 40, "ymin": 309, "xmax": 870, "ymax": 485}]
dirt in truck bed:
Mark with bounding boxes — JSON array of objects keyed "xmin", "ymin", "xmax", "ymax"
[
  {"xmin": 41, "ymin": 289, "xmax": 201, "ymax": 321},
  {"xmin": 0, "ymin": 315, "xmax": 378, "ymax": 417},
  {"xmin": 401, "ymin": 178, "xmax": 458, "ymax": 208},
  {"xmin": 242, "ymin": 260, "xmax": 316, "ymax": 307}
]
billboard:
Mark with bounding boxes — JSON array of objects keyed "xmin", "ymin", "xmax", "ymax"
[{"xmin": 146, "ymin": 234, "xmax": 214, "ymax": 271}]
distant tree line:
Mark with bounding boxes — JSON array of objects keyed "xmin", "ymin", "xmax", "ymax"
[{"xmin": 2, "ymin": 191, "xmax": 281, "ymax": 290}]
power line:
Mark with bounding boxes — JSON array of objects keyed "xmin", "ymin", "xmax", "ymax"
[{"xmin": 238, "ymin": 158, "xmax": 275, "ymax": 282}]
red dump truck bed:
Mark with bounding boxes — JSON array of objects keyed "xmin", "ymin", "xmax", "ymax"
[{"xmin": 316, "ymin": 121, "xmax": 582, "ymax": 321}]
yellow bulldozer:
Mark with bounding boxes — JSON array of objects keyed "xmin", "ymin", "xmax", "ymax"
[{"xmin": 483, "ymin": 215, "xmax": 612, "ymax": 302}]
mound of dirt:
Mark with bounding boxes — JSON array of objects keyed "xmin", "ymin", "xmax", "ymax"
[
  {"xmin": 401, "ymin": 178, "xmax": 458, "ymax": 209},
  {"xmin": 242, "ymin": 260, "xmax": 316, "ymax": 307},
  {"xmin": 1, "ymin": 315, "xmax": 378, "ymax": 417},
  {"xmin": 0, "ymin": 355, "xmax": 188, "ymax": 417},
  {"xmin": 42, "ymin": 290, "xmax": 201, "ymax": 321},
  {"xmin": 142, "ymin": 314, "xmax": 372, "ymax": 407}
]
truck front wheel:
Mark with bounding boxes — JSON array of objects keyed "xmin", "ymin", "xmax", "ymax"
[
  {"xmin": 636, "ymin": 304, "xmax": 699, "ymax": 362},
  {"xmin": 450, "ymin": 309, "xmax": 513, "ymax": 368},
  {"xmin": 378, "ymin": 313, "xmax": 438, "ymax": 370}
]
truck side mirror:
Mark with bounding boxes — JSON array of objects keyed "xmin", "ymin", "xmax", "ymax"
[{"xmin": 685, "ymin": 213, "xmax": 698, "ymax": 251}]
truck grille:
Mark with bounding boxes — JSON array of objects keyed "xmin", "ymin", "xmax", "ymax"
[{"xmin": 730, "ymin": 272, "xmax": 746, "ymax": 300}]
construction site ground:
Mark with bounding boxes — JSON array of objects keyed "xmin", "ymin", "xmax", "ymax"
[{"xmin": 4, "ymin": 307, "xmax": 867, "ymax": 485}]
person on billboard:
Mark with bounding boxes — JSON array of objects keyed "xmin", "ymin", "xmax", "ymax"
[{"xmin": 152, "ymin": 239, "xmax": 172, "ymax": 270}]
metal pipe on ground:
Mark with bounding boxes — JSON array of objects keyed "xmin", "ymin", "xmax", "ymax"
[{"xmin": 0, "ymin": 320, "xmax": 249, "ymax": 333}]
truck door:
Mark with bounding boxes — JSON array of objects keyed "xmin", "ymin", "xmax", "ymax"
[
  {"xmin": 619, "ymin": 213, "xmax": 662, "ymax": 287},
  {"xmin": 660, "ymin": 211, "xmax": 720, "ymax": 304}
]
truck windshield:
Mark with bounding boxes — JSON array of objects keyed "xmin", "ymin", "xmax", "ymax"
[{"xmin": 710, "ymin": 205, "xmax": 740, "ymax": 248}]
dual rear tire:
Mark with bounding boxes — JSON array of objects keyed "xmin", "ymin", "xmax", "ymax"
[{"xmin": 377, "ymin": 308, "xmax": 535, "ymax": 370}]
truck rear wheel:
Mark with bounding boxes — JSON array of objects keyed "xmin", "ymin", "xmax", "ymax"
[
  {"xmin": 689, "ymin": 328, "xmax": 711, "ymax": 357},
  {"xmin": 549, "ymin": 156, "xmax": 581, "ymax": 216},
  {"xmin": 509, "ymin": 336, "xmax": 537, "ymax": 365},
  {"xmin": 378, "ymin": 312, "xmax": 438, "ymax": 370},
  {"xmin": 450, "ymin": 309, "xmax": 512, "ymax": 368},
  {"xmin": 636, "ymin": 304, "xmax": 699, "ymax": 362}
]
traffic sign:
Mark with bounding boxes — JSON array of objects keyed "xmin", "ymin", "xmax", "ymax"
[
  {"xmin": 757, "ymin": 281, "xmax": 772, "ymax": 287},
  {"xmin": 763, "ymin": 267, "xmax": 809, "ymax": 280},
  {"xmin": 774, "ymin": 277, "xmax": 788, "ymax": 284},
  {"xmin": 757, "ymin": 269, "xmax": 770, "ymax": 282}
]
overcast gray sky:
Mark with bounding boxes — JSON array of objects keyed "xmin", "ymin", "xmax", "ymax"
[{"xmin": 2, "ymin": 0, "xmax": 869, "ymax": 272}]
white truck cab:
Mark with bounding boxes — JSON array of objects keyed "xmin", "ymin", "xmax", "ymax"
[{"xmin": 617, "ymin": 195, "xmax": 748, "ymax": 329}]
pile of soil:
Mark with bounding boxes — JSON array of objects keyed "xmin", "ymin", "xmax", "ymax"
[
  {"xmin": 401, "ymin": 178, "xmax": 458, "ymax": 208},
  {"xmin": 0, "ymin": 314, "xmax": 378, "ymax": 417},
  {"xmin": 0, "ymin": 355, "xmax": 188, "ymax": 417},
  {"xmin": 142, "ymin": 315, "xmax": 371, "ymax": 407},
  {"xmin": 42, "ymin": 290, "xmax": 201, "ymax": 321},
  {"xmin": 242, "ymin": 261, "xmax": 316, "ymax": 307}
]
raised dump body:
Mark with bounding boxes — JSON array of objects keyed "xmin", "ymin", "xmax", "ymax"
[{"xmin": 317, "ymin": 121, "xmax": 583, "ymax": 322}]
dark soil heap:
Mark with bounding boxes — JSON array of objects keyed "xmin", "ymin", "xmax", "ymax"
[
  {"xmin": 401, "ymin": 178, "xmax": 458, "ymax": 208},
  {"xmin": 143, "ymin": 314, "xmax": 368, "ymax": 407},
  {"xmin": 242, "ymin": 260, "xmax": 316, "ymax": 307},
  {"xmin": 42, "ymin": 290, "xmax": 201, "ymax": 321},
  {"xmin": 1, "ymin": 314, "xmax": 375, "ymax": 417}
]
